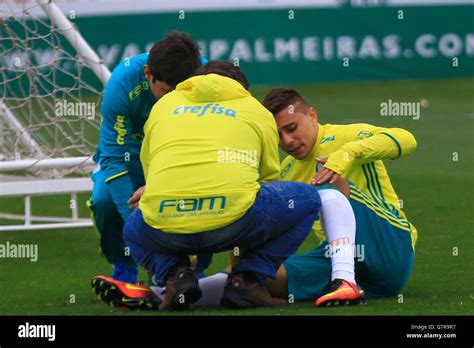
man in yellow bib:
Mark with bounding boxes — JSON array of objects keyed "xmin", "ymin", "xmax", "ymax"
[{"xmin": 123, "ymin": 62, "xmax": 324, "ymax": 310}]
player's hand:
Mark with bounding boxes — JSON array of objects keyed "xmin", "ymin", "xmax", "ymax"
[
  {"xmin": 311, "ymin": 157, "xmax": 340, "ymax": 186},
  {"xmin": 128, "ymin": 186, "xmax": 145, "ymax": 209}
]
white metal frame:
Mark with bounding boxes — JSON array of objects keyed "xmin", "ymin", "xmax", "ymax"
[
  {"xmin": 36, "ymin": 0, "xmax": 111, "ymax": 85},
  {"xmin": 0, "ymin": 157, "xmax": 94, "ymax": 172},
  {"xmin": 0, "ymin": 178, "xmax": 93, "ymax": 231},
  {"xmin": 0, "ymin": 0, "xmax": 111, "ymax": 173},
  {"xmin": 0, "ymin": 0, "xmax": 110, "ymax": 231}
]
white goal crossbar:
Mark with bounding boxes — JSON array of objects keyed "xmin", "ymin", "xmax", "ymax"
[{"xmin": 0, "ymin": 157, "xmax": 94, "ymax": 172}]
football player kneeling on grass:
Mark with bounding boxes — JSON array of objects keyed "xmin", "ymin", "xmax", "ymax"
[{"xmin": 93, "ymin": 89, "xmax": 417, "ymax": 310}]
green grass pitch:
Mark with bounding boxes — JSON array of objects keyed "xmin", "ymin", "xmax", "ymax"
[{"xmin": 0, "ymin": 78, "xmax": 472, "ymax": 315}]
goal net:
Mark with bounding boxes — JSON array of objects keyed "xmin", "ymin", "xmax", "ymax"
[{"xmin": 0, "ymin": 0, "xmax": 110, "ymax": 178}]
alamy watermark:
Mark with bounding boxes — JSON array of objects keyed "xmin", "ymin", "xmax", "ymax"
[
  {"xmin": 217, "ymin": 147, "xmax": 258, "ymax": 168},
  {"xmin": 55, "ymin": 99, "xmax": 96, "ymax": 120},
  {"xmin": 324, "ymin": 242, "xmax": 365, "ymax": 262},
  {"xmin": 380, "ymin": 99, "xmax": 421, "ymax": 120},
  {"xmin": 0, "ymin": 241, "xmax": 38, "ymax": 262},
  {"xmin": 18, "ymin": 322, "xmax": 55, "ymax": 341}
]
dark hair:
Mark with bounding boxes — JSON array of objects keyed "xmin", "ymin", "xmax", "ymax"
[
  {"xmin": 147, "ymin": 31, "xmax": 202, "ymax": 87},
  {"xmin": 193, "ymin": 61, "xmax": 249, "ymax": 90},
  {"xmin": 262, "ymin": 88, "xmax": 309, "ymax": 115}
]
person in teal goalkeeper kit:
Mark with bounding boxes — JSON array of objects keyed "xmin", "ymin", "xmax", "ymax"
[{"xmin": 89, "ymin": 32, "xmax": 207, "ymax": 283}]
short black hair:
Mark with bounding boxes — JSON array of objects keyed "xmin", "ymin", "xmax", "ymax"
[
  {"xmin": 262, "ymin": 88, "xmax": 309, "ymax": 115},
  {"xmin": 147, "ymin": 31, "xmax": 202, "ymax": 88},
  {"xmin": 193, "ymin": 61, "xmax": 249, "ymax": 90}
]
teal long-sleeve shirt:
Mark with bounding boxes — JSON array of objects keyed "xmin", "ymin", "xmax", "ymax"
[{"xmin": 92, "ymin": 53, "xmax": 207, "ymax": 220}]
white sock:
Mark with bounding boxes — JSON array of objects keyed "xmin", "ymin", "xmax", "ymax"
[
  {"xmin": 318, "ymin": 189, "xmax": 356, "ymax": 284},
  {"xmin": 150, "ymin": 285, "xmax": 166, "ymax": 301},
  {"xmin": 150, "ymin": 272, "xmax": 229, "ymax": 306},
  {"xmin": 195, "ymin": 272, "xmax": 228, "ymax": 305}
]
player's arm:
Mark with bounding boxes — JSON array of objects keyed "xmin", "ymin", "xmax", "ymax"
[
  {"xmin": 313, "ymin": 124, "xmax": 417, "ymax": 185},
  {"xmin": 98, "ymin": 81, "xmax": 136, "ymax": 221},
  {"xmin": 257, "ymin": 109, "xmax": 281, "ymax": 182}
]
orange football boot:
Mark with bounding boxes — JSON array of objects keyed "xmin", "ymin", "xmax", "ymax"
[
  {"xmin": 91, "ymin": 275, "xmax": 161, "ymax": 311},
  {"xmin": 315, "ymin": 279, "xmax": 366, "ymax": 307}
]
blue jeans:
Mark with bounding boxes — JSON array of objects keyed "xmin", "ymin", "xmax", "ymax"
[{"xmin": 123, "ymin": 181, "xmax": 321, "ymax": 286}]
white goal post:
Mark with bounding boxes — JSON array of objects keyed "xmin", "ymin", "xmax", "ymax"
[
  {"xmin": 0, "ymin": 0, "xmax": 112, "ymax": 231},
  {"xmin": 36, "ymin": 0, "xmax": 111, "ymax": 87},
  {"xmin": 0, "ymin": 0, "xmax": 111, "ymax": 171}
]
